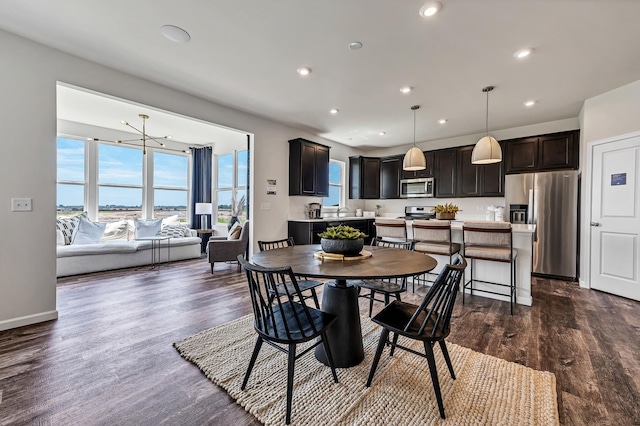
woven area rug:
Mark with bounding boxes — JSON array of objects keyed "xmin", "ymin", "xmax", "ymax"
[{"xmin": 174, "ymin": 315, "xmax": 559, "ymax": 425}]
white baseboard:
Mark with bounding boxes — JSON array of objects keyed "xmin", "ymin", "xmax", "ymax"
[
  {"xmin": 579, "ymin": 279, "xmax": 589, "ymax": 289},
  {"xmin": 0, "ymin": 310, "xmax": 58, "ymax": 331}
]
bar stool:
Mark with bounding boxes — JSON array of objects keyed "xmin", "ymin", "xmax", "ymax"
[
  {"xmin": 412, "ymin": 219, "xmax": 461, "ymax": 290},
  {"xmin": 462, "ymin": 221, "xmax": 517, "ymax": 315},
  {"xmin": 374, "ymin": 218, "xmax": 407, "ymax": 242}
]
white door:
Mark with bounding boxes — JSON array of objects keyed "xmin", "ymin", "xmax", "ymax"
[{"xmin": 590, "ymin": 135, "xmax": 640, "ymax": 300}]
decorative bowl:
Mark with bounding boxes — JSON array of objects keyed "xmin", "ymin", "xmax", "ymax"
[{"xmin": 320, "ymin": 238, "xmax": 364, "ymax": 256}]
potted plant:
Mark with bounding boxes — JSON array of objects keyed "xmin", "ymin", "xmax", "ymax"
[
  {"xmin": 318, "ymin": 225, "xmax": 367, "ymax": 256},
  {"xmin": 432, "ymin": 203, "xmax": 459, "ymax": 220}
]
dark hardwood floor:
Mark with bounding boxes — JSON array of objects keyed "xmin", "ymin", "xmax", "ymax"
[{"xmin": 0, "ymin": 258, "xmax": 639, "ymax": 425}]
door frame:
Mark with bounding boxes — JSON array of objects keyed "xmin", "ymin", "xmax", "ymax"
[{"xmin": 584, "ymin": 129, "xmax": 640, "ymax": 289}]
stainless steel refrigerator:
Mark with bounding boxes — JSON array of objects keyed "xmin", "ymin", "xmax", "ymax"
[{"xmin": 505, "ymin": 170, "xmax": 579, "ymax": 280}]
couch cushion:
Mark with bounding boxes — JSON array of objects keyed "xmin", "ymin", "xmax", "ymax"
[
  {"xmin": 72, "ymin": 216, "xmax": 106, "ymax": 245},
  {"xmin": 101, "ymin": 220, "xmax": 130, "ymax": 242},
  {"xmin": 134, "ymin": 218, "xmax": 163, "ymax": 238},
  {"xmin": 56, "ymin": 229, "xmax": 65, "ymax": 246},
  {"xmin": 56, "ymin": 213, "xmax": 87, "ymax": 245},
  {"xmin": 157, "ymin": 225, "xmax": 189, "ymax": 238},
  {"xmin": 57, "ymin": 241, "xmax": 138, "ymax": 257}
]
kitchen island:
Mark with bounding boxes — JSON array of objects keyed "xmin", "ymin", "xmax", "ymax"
[{"xmin": 288, "ymin": 217, "xmax": 535, "ymax": 307}]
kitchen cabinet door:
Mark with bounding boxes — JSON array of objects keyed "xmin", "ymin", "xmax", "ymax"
[
  {"xmin": 538, "ymin": 131, "xmax": 578, "ymax": 170},
  {"xmin": 434, "ymin": 149, "xmax": 457, "ymax": 197},
  {"xmin": 349, "ymin": 156, "xmax": 381, "ymax": 199},
  {"xmin": 456, "ymin": 146, "xmax": 481, "ymax": 197},
  {"xmin": 505, "ymin": 137, "xmax": 538, "ymax": 174},
  {"xmin": 380, "ymin": 156, "xmax": 402, "ymax": 199},
  {"xmin": 481, "ymin": 154, "xmax": 505, "ymax": 196},
  {"xmin": 289, "ymin": 138, "xmax": 331, "ymax": 196},
  {"xmin": 401, "ymin": 151, "xmax": 434, "ymax": 179}
]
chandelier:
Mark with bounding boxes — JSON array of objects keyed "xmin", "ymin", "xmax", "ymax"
[{"xmin": 89, "ymin": 114, "xmax": 173, "ymax": 154}]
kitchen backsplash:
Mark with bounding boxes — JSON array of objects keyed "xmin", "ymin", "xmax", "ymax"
[{"xmin": 364, "ymin": 197, "xmax": 505, "ymax": 221}]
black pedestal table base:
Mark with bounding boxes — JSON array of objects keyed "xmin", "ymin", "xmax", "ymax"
[{"xmin": 314, "ymin": 279, "xmax": 364, "ymax": 368}]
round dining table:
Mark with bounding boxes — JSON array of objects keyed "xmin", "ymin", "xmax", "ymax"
[{"xmin": 251, "ymin": 244, "xmax": 437, "ymax": 368}]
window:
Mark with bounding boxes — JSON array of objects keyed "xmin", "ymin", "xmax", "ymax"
[
  {"xmin": 153, "ymin": 152, "xmax": 188, "ymax": 223},
  {"xmin": 216, "ymin": 150, "xmax": 248, "ymax": 223},
  {"xmin": 56, "ymin": 137, "xmax": 86, "ymax": 217},
  {"xmin": 57, "ymin": 136, "xmax": 192, "ymax": 223},
  {"xmin": 98, "ymin": 144, "xmax": 143, "ymax": 221},
  {"xmin": 323, "ymin": 160, "xmax": 344, "ymax": 208}
]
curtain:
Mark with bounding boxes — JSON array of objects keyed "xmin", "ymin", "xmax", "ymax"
[{"xmin": 190, "ymin": 146, "xmax": 213, "ymax": 228}]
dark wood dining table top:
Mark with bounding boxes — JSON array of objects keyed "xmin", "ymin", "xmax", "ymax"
[{"xmin": 251, "ymin": 244, "xmax": 437, "ymax": 281}]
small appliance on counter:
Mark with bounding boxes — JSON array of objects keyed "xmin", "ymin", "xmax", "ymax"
[
  {"xmin": 398, "ymin": 206, "xmax": 436, "ymax": 220},
  {"xmin": 306, "ymin": 203, "xmax": 322, "ymax": 219}
]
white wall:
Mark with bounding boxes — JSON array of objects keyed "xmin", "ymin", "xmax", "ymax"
[
  {"xmin": 578, "ymin": 79, "xmax": 640, "ymax": 287},
  {"xmin": 0, "ymin": 29, "xmax": 359, "ymax": 330}
]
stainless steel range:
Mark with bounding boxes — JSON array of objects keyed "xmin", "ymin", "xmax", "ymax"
[{"xmin": 399, "ymin": 206, "xmax": 436, "ymax": 220}]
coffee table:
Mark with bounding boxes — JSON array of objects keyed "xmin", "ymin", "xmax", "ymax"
[{"xmin": 252, "ymin": 244, "xmax": 437, "ymax": 367}]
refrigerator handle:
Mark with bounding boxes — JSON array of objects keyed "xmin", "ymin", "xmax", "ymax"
[{"xmin": 528, "ymin": 187, "xmax": 538, "ymax": 241}]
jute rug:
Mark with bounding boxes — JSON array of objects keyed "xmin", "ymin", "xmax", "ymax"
[{"xmin": 174, "ymin": 315, "xmax": 559, "ymax": 425}]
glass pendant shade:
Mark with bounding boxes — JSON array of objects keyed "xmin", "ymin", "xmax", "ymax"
[
  {"xmin": 471, "ymin": 136, "xmax": 502, "ymax": 164},
  {"xmin": 403, "ymin": 146, "xmax": 427, "ymax": 170}
]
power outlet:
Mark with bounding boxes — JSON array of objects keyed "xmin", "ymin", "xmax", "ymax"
[{"xmin": 11, "ymin": 198, "xmax": 33, "ymax": 212}]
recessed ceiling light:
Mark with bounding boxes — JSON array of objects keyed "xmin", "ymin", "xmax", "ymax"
[
  {"xmin": 297, "ymin": 67, "xmax": 311, "ymax": 76},
  {"xmin": 349, "ymin": 41, "xmax": 363, "ymax": 50},
  {"xmin": 524, "ymin": 100, "xmax": 536, "ymax": 107},
  {"xmin": 330, "ymin": 108, "xmax": 339, "ymax": 114},
  {"xmin": 400, "ymin": 86, "xmax": 413, "ymax": 94},
  {"xmin": 379, "ymin": 132, "xmax": 386, "ymax": 136},
  {"xmin": 419, "ymin": 1, "xmax": 442, "ymax": 17},
  {"xmin": 160, "ymin": 25, "xmax": 191, "ymax": 43},
  {"xmin": 438, "ymin": 119, "xmax": 448, "ymax": 124},
  {"xmin": 514, "ymin": 48, "xmax": 533, "ymax": 59}
]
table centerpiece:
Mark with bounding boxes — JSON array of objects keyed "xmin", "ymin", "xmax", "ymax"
[{"xmin": 318, "ymin": 225, "xmax": 367, "ymax": 256}]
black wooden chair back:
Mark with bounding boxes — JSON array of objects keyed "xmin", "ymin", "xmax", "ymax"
[
  {"xmin": 258, "ymin": 237, "xmax": 295, "ymax": 252},
  {"xmin": 370, "ymin": 236, "xmax": 414, "ymax": 251}
]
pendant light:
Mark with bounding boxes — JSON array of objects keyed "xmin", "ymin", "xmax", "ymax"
[
  {"xmin": 471, "ymin": 86, "xmax": 502, "ymax": 164},
  {"xmin": 403, "ymin": 105, "xmax": 427, "ymax": 171}
]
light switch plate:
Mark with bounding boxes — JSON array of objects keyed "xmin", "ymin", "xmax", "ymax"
[
  {"xmin": 260, "ymin": 203, "xmax": 271, "ymax": 210},
  {"xmin": 11, "ymin": 198, "xmax": 33, "ymax": 212}
]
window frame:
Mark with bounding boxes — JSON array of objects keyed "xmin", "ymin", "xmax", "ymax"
[
  {"xmin": 56, "ymin": 136, "xmax": 87, "ymax": 216},
  {"xmin": 215, "ymin": 149, "xmax": 248, "ymax": 224},
  {"xmin": 322, "ymin": 159, "xmax": 346, "ymax": 211}
]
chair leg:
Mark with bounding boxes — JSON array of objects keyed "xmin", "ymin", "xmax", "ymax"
[
  {"xmin": 366, "ymin": 328, "xmax": 390, "ymax": 387},
  {"xmin": 424, "ymin": 341, "xmax": 446, "ymax": 419},
  {"xmin": 438, "ymin": 340, "xmax": 456, "ymax": 379},
  {"xmin": 368, "ymin": 290, "xmax": 375, "ymax": 317},
  {"xmin": 210, "ymin": 262, "xmax": 214, "ymax": 274},
  {"xmin": 384, "ymin": 293, "xmax": 390, "ymax": 306},
  {"xmin": 320, "ymin": 331, "xmax": 339, "ymax": 383},
  {"xmin": 285, "ymin": 343, "xmax": 296, "ymax": 425},
  {"xmin": 389, "ymin": 332, "xmax": 399, "ymax": 357},
  {"xmin": 241, "ymin": 336, "xmax": 263, "ymax": 390},
  {"xmin": 310, "ymin": 288, "xmax": 320, "ymax": 309}
]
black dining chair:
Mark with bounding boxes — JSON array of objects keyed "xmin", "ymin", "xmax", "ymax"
[
  {"xmin": 355, "ymin": 237, "xmax": 415, "ymax": 317},
  {"xmin": 366, "ymin": 255, "xmax": 467, "ymax": 419},
  {"xmin": 238, "ymin": 256, "xmax": 339, "ymax": 425},
  {"xmin": 257, "ymin": 237, "xmax": 323, "ymax": 308}
]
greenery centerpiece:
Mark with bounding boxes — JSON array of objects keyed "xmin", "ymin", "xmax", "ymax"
[
  {"xmin": 432, "ymin": 203, "xmax": 459, "ymax": 220},
  {"xmin": 318, "ymin": 225, "xmax": 367, "ymax": 256}
]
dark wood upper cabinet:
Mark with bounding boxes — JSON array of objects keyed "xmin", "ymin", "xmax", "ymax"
[
  {"xmin": 434, "ymin": 149, "xmax": 457, "ymax": 198},
  {"xmin": 456, "ymin": 146, "xmax": 481, "ymax": 197},
  {"xmin": 505, "ymin": 137, "xmax": 538, "ymax": 173},
  {"xmin": 505, "ymin": 130, "xmax": 579, "ymax": 174},
  {"xmin": 349, "ymin": 156, "xmax": 381, "ymax": 199},
  {"xmin": 456, "ymin": 144, "xmax": 505, "ymax": 197},
  {"xmin": 380, "ymin": 155, "xmax": 403, "ymax": 199},
  {"xmin": 401, "ymin": 151, "xmax": 434, "ymax": 179},
  {"xmin": 289, "ymin": 138, "xmax": 330, "ymax": 196},
  {"xmin": 538, "ymin": 131, "xmax": 578, "ymax": 171}
]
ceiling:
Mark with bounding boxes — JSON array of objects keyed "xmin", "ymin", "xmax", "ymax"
[{"xmin": 2, "ymin": 0, "xmax": 640, "ymax": 150}]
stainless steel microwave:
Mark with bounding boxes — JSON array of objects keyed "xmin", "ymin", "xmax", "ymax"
[{"xmin": 400, "ymin": 177, "xmax": 435, "ymax": 198}]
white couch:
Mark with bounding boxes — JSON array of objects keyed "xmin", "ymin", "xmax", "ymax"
[{"xmin": 56, "ymin": 218, "xmax": 202, "ymax": 277}]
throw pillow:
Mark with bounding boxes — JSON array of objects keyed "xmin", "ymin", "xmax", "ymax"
[
  {"xmin": 227, "ymin": 222, "xmax": 242, "ymax": 240},
  {"xmin": 72, "ymin": 216, "xmax": 106, "ymax": 245},
  {"xmin": 157, "ymin": 225, "xmax": 189, "ymax": 238},
  {"xmin": 162, "ymin": 215, "xmax": 181, "ymax": 227},
  {"xmin": 55, "ymin": 212, "xmax": 87, "ymax": 245},
  {"xmin": 101, "ymin": 220, "xmax": 130, "ymax": 242},
  {"xmin": 56, "ymin": 229, "xmax": 65, "ymax": 246},
  {"xmin": 134, "ymin": 218, "xmax": 163, "ymax": 239}
]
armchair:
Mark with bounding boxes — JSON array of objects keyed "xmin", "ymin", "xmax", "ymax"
[{"xmin": 208, "ymin": 220, "xmax": 250, "ymax": 273}]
